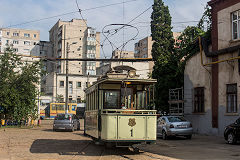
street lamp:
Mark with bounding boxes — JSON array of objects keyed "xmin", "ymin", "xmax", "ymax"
[{"xmin": 65, "ymin": 42, "xmax": 77, "ymax": 113}]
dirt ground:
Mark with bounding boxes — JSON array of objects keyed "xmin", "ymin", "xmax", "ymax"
[{"xmin": 0, "ymin": 120, "xmax": 240, "ymax": 160}]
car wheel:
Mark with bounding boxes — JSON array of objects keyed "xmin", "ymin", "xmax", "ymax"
[
  {"xmin": 71, "ymin": 126, "xmax": 75, "ymax": 132},
  {"xmin": 185, "ymin": 135, "xmax": 192, "ymax": 139},
  {"xmin": 227, "ymin": 132, "xmax": 236, "ymax": 144},
  {"xmin": 162, "ymin": 130, "xmax": 168, "ymax": 140}
]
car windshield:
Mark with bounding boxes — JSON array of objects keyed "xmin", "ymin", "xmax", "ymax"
[
  {"xmin": 55, "ymin": 114, "xmax": 71, "ymax": 120},
  {"xmin": 167, "ymin": 117, "xmax": 187, "ymax": 122}
]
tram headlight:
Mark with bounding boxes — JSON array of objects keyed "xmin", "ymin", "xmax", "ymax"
[{"xmin": 128, "ymin": 70, "xmax": 136, "ymax": 78}]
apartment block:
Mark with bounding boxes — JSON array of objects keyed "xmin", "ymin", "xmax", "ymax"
[
  {"xmin": 49, "ymin": 19, "xmax": 100, "ymax": 75},
  {"xmin": 44, "ymin": 19, "xmax": 100, "ymax": 103},
  {"xmin": 44, "ymin": 72, "xmax": 98, "ymax": 103},
  {"xmin": 0, "ymin": 28, "xmax": 40, "ymax": 58},
  {"xmin": 134, "ymin": 36, "xmax": 154, "ymax": 73},
  {"xmin": 112, "ymin": 49, "xmax": 134, "ymax": 59},
  {"xmin": 134, "ymin": 33, "xmax": 181, "ymax": 73}
]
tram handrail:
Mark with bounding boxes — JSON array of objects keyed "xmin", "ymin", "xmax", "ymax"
[{"xmin": 101, "ymin": 109, "xmax": 157, "ymax": 114}]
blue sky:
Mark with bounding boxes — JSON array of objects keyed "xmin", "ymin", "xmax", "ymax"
[{"xmin": 0, "ymin": 0, "xmax": 209, "ymax": 57}]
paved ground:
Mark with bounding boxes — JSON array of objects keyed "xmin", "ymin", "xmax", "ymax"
[{"xmin": 0, "ymin": 120, "xmax": 240, "ymax": 160}]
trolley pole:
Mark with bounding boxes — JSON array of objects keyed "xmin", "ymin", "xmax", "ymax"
[{"xmin": 65, "ymin": 42, "xmax": 69, "ymax": 113}]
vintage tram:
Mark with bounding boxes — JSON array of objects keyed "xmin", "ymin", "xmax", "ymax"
[{"xmin": 84, "ymin": 67, "xmax": 157, "ymax": 148}]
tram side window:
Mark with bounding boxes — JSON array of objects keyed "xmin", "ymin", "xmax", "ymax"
[
  {"xmin": 52, "ymin": 104, "xmax": 56, "ymax": 110},
  {"xmin": 104, "ymin": 90, "xmax": 120, "ymax": 109},
  {"xmin": 57, "ymin": 105, "xmax": 64, "ymax": 110}
]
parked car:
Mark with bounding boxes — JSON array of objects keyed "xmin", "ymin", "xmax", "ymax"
[
  {"xmin": 157, "ymin": 116, "xmax": 193, "ymax": 139},
  {"xmin": 224, "ymin": 118, "xmax": 240, "ymax": 144},
  {"xmin": 53, "ymin": 113, "xmax": 80, "ymax": 132}
]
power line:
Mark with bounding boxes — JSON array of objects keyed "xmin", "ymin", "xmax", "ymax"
[
  {"xmin": 81, "ymin": 0, "xmax": 139, "ymax": 11},
  {"xmin": 75, "ymin": 0, "xmax": 107, "ymax": 59},
  {"xmin": 5, "ymin": 11, "xmax": 78, "ymax": 28},
  {"xmin": 102, "ymin": 5, "xmax": 152, "ymax": 49},
  {"xmin": 53, "ymin": 58, "xmax": 153, "ymax": 62},
  {"xmin": 3, "ymin": 0, "xmax": 140, "ymax": 28}
]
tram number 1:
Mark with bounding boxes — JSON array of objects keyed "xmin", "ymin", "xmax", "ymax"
[{"xmin": 130, "ymin": 129, "xmax": 133, "ymax": 137}]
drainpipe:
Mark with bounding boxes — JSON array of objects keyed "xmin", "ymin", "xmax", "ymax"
[{"xmin": 199, "ymin": 36, "xmax": 240, "ymax": 66}]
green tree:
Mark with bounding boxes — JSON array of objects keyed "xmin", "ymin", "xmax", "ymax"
[
  {"xmin": 151, "ymin": 0, "xmax": 178, "ymax": 113},
  {"xmin": 0, "ymin": 47, "xmax": 42, "ymax": 122}
]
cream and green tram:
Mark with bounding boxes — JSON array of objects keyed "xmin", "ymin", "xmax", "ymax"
[{"xmin": 84, "ymin": 75, "xmax": 157, "ymax": 147}]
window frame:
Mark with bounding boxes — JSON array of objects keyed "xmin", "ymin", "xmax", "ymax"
[
  {"xmin": 226, "ymin": 83, "xmax": 238, "ymax": 113},
  {"xmin": 60, "ymin": 81, "xmax": 64, "ymax": 87},
  {"xmin": 24, "ymin": 41, "xmax": 30, "ymax": 45},
  {"xmin": 13, "ymin": 40, "xmax": 19, "ymax": 44},
  {"xmin": 193, "ymin": 87, "xmax": 205, "ymax": 113},
  {"xmin": 103, "ymin": 90, "xmax": 121, "ymax": 109},
  {"xmin": 24, "ymin": 33, "xmax": 30, "ymax": 38},
  {"xmin": 232, "ymin": 10, "xmax": 240, "ymax": 40},
  {"xmin": 77, "ymin": 82, "xmax": 81, "ymax": 88},
  {"xmin": 13, "ymin": 33, "xmax": 19, "ymax": 37}
]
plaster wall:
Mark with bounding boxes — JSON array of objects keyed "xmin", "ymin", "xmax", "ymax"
[
  {"xmin": 218, "ymin": 3, "xmax": 240, "ymax": 50},
  {"xmin": 184, "ymin": 50, "xmax": 215, "ymax": 134},
  {"xmin": 185, "ymin": 49, "xmax": 240, "ymax": 135},
  {"xmin": 52, "ymin": 74, "xmax": 98, "ymax": 102},
  {"xmin": 217, "ymin": 51, "xmax": 240, "ymax": 135}
]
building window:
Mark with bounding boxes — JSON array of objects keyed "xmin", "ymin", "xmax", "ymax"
[
  {"xmin": 13, "ymin": 48, "xmax": 18, "ymax": 52},
  {"xmin": 77, "ymin": 82, "xmax": 81, "ymax": 88},
  {"xmin": 24, "ymin": 33, "xmax": 30, "ymax": 37},
  {"xmin": 24, "ymin": 41, "xmax": 30, "ymax": 45},
  {"xmin": 13, "ymin": 33, "xmax": 19, "ymax": 36},
  {"xmin": 226, "ymin": 84, "xmax": 237, "ymax": 113},
  {"xmin": 6, "ymin": 40, "xmax": 9, "ymax": 44},
  {"xmin": 194, "ymin": 87, "xmax": 204, "ymax": 113},
  {"xmin": 24, "ymin": 49, "xmax": 30, "ymax": 53},
  {"xmin": 34, "ymin": 34, "xmax": 37, "ymax": 38},
  {"xmin": 232, "ymin": 10, "xmax": 240, "ymax": 40},
  {"xmin": 69, "ymin": 98, "xmax": 73, "ymax": 103},
  {"xmin": 60, "ymin": 81, "xmax": 64, "ymax": 87},
  {"xmin": 7, "ymin": 32, "xmax": 9, "ymax": 36},
  {"xmin": 69, "ymin": 81, "xmax": 73, "ymax": 94},
  {"xmin": 77, "ymin": 98, "xmax": 81, "ymax": 103},
  {"xmin": 13, "ymin": 40, "xmax": 19, "ymax": 44}
]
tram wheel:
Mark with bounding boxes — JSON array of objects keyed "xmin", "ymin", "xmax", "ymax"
[
  {"xmin": 133, "ymin": 147, "xmax": 140, "ymax": 153},
  {"xmin": 105, "ymin": 142, "xmax": 115, "ymax": 149}
]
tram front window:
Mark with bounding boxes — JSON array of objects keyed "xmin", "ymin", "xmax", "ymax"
[
  {"xmin": 104, "ymin": 91, "xmax": 120, "ymax": 109},
  {"xmin": 137, "ymin": 91, "xmax": 146, "ymax": 109}
]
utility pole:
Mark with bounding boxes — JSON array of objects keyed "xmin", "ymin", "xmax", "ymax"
[
  {"xmin": 65, "ymin": 42, "xmax": 69, "ymax": 113},
  {"xmin": 65, "ymin": 42, "xmax": 77, "ymax": 113}
]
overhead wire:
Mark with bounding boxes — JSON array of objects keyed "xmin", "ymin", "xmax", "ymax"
[
  {"xmin": 101, "ymin": 5, "xmax": 152, "ymax": 53},
  {"xmin": 81, "ymin": 0, "xmax": 139, "ymax": 11},
  {"xmin": 3, "ymin": 0, "xmax": 139, "ymax": 28},
  {"xmin": 75, "ymin": 0, "xmax": 107, "ymax": 59}
]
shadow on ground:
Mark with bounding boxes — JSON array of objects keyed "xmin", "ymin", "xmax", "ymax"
[{"xmin": 30, "ymin": 139, "xmax": 140, "ymax": 157}]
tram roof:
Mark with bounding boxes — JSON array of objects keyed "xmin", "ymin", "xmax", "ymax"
[{"xmin": 85, "ymin": 77, "xmax": 157, "ymax": 93}]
